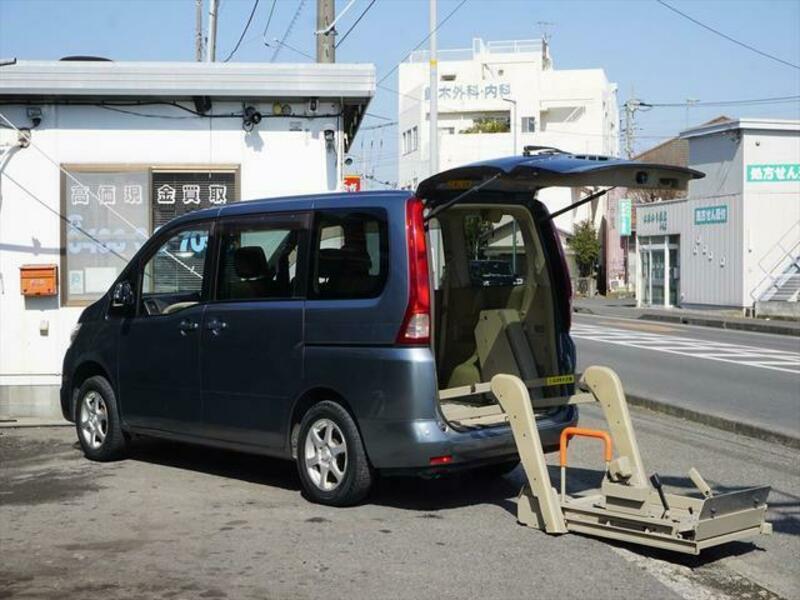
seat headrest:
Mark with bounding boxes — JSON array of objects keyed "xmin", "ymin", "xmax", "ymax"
[
  {"xmin": 318, "ymin": 247, "xmax": 372, "ymax": 279},
  {"xmin": 234, "ymin": 246, "xmax": 269, "ymax": 279}
]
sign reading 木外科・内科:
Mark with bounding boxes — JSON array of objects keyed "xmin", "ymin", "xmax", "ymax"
[
  {"xmin": 695, "ymin": 205, "xmax": 728, "ymax": 225},
  {"xmin": 425, "ymin": 83, "xmax": 512, "ymax": 101},
  {"xmin": 746, "ymin": 164, "xmax": 800, "ymax": 182}
]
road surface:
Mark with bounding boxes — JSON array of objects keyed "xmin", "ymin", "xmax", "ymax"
[
  {"xmin": 2, "ymin": 408, "xmax": 798, "ymax": 600},
  {"xmin": 573, "ymin": 313, "xmax": 800, "ymax": 441}
]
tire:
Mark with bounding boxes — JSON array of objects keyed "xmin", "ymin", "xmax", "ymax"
[
  {"xmin": 75, "ymin": 375, "xmax": 128, "ymax": 462},
  {"xmin": 296, "ymin": 401, "xmax": 374, "ymax": 506},
  {"xmin": 471, "ymin": 459, "xmax": 520, "ymax": 479}
]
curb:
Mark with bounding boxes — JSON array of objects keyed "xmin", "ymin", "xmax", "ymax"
[
  {"xmin": 625, "ymin": 393, "xmax": 800, "ymax": 450},
  {"xmin": 0, "ymin": 419, "xmax": 71, "ymax": 429},
  {"xmin": 639, "ymin": 312, "xmax": 800, "ymax": 337}
]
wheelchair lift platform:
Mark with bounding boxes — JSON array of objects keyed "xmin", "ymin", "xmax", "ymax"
[{"xmin": 481, "ymin": 367, "xmax": 771, "ymax": 555}]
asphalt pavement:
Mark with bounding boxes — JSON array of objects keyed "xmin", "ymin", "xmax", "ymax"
[
  {"xmin": 573, "ymin": 312, "xmax": 800, "ymax": 444},
  {"xmin": 2, "ymin": 408, "xmax": 798, "ymax": 600}
]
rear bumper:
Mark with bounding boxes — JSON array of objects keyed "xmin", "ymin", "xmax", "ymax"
[{"xmin": 359, "ymin": 405, "xmax": 577, "ymax": 471}]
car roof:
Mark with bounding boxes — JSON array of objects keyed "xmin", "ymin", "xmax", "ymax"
[{"xmin": 168, "ymin": 190, "xmax": 413, "ymax": 228}]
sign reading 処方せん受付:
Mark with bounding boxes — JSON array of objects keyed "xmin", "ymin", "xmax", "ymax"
[
  {"xmin": 695, "ymin": 205, "xmax": 728, "ymax": 225},
  {"xmin": 746, "ymin": 164, "xmax": 800, "ymax": 182}
]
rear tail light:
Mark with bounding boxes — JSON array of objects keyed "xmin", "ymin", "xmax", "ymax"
[{"xmin": 396, "ymin": 196, "xmax": 431, "ymax": 345}]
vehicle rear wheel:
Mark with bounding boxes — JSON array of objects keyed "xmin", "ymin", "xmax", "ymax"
[
  {"xmin": 75, "ymin": 375, "xmax": 128, "ymax": 461},
  {"xmin": 297, "ymin": 401, "xmax": 374, "ymax": 506}
]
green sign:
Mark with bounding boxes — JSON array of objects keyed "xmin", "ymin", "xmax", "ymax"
[
  {"xmin": 618, "ymin": 198, "xmax": 632, "ymax": 236},
  {"xmin": 746, "ymin": 163, "xmax": 800, "ymax": 182},
  {"xmin": 695, "ymin": 205, "xmax": 727, "ymax": 225}
]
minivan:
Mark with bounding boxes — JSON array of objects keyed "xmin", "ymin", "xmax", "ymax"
[{"xmin": 62, "ymin": 150, "xmax": 700, "ymax": 505}]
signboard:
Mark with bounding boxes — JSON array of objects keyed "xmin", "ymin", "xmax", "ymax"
[
  {"xmin": 343, "ymin": 175, "xmax": 362, "ymax": 192},
  {"xmin": 695, "ymin": 205, "xmax": 728, "ymax": 225},
  {"xmin": 425, "ymin": 82, "xmax": 512, "ymax": 101},
  {"xmin": 641, "ymin": 208, "xmax": 668, "ymax": 232},
  {"xmin": 618, "ymin": 198, "xmax": 632, "ymax": 236},
  {"xmin": 746, "ymin": 163, "xmax": 800, "ymax": 182},
  {"xmin": 151, "ymin": 171, "xmax": 237, "ymax": 230}
]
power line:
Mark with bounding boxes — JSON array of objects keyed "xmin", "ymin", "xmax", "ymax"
[
  {"xmin": 223, "ymin": 0, "xmax": 261, "ymax": 62},
  {"xmin": 646, "ymin": 95, "xmax": 800, "ymax": 108},
  {"xmin": 656, "ymin": 0, "xmax": 800, "ymax": 71},
  {"xmin": 271, "ymin": 0, "xmax": 307, "ymax": 62},
  {"xmin": 336, "ymin": 0, "xmax": 378, "ymax": 48},
  {"xmin": 261, "ymin": 0, "xmax": 278, "ymax": 39},
  {"xmin": 376, "ymin": 0, "xmax": 468, "ymax": 86},
  {"xmin": 2, "ymin": 169, "xmax": 129, "ymax": 263}
]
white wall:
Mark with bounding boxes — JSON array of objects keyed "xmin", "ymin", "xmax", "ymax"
[
  {"xmin": 0, "ymin": 100, "xmax": 342, "ymax": 411},
  {"xmin": 741, "ymin": 129, "xmax": 800, "ymax": 303}
]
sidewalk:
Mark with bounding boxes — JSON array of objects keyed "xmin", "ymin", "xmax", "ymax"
[{"xmin": 574, "ymin": 296, "xmax": 800, "ymax": 337}]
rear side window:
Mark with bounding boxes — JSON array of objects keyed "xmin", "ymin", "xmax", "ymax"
[
  {"xmin": 311, "ymin": 209, "xmax": 388, "ymax": 299},
  {"xmin": 216, "ymin": 216, "xmax": 307, "ymax": 301}
]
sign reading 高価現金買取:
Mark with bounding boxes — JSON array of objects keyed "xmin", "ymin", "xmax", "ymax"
[
  {"xmin": 695, "ymin": 205, "xmax": 727, "ymax": 225},
  {"xmin": 746, "ymin": 164, "xmax": 800, "ymax": 183}
]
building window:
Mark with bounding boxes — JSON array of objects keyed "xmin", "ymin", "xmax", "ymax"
[
  {"xmin": 411, "ymin": 126, "xmax": 418, "ymax": 152},
  {"xmin": 311, "ymin": 209, "xmax": 388, "ymax": 299},
  {"xmin": 402, "ymin": 127, "xmax": 419, "ymax": 154},
  {"xmin": 62, "ymin": 165, "xmax": 238, "ymax": 305},
  {"xmin": 521, "ymin": 116, "xmax": 536, "ymax": 133}
]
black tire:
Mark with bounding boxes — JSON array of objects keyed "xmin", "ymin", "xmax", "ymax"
[
  {"xmin": 296, "ymin": 401, "xmax": 374, "ymax": 506},
  {"xmin": 471, "ymin": 459, "xmax": 520, "ymax": 479},
  {"xmin": 74, "ymin": 375, "xmax": 128, "ymax": 462}
]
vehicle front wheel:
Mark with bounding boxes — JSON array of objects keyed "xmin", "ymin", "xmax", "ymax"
[
  {"xmin": 297, "ymin": 401, "xmax": 374, "ymax": 506},
  {"xmin": 75, "ymin": 375, "xmax": 128, "ymax": 461}
]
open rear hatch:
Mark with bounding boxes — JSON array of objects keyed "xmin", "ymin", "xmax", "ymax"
[{"xmin": 417, "ymin": 149, "xmax": 703, "ymax": 429}]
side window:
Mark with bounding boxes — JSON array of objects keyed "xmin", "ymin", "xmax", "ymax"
[
  {"xmin": 311, "ymin": 210, "xmax": 388, "ymax": 299},
  {"xmin": 463, "ymin": 211, "xmax": 527, "ymax": 288},
  {"xmin": 216, "ymin": 217, "xmax": 306, "ymax": 301},
  {"xmin": 140, "ymin": 225, "xmax": 210, "ymax": 316}
]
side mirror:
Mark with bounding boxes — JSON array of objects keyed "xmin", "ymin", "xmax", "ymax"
[{"xmin": 111, "ymin": 281, "xmax": 135, "ymax": 308}]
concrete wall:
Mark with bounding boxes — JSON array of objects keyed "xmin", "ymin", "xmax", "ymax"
[{"xmin": 0, "ymin": 100, "xmax": 343, "ymax": 416}]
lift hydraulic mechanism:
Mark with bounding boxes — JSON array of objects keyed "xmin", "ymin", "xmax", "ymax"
[{"xmin": 483, "ymin": 366, "xmax": 772, "ymax": 555}]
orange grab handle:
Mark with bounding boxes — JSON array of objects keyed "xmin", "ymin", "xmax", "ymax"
[{"xmin": 559, "ymin": 427, "xmax": 613, "ymax": 467}]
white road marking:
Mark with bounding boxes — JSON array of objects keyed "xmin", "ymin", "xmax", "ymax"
[{"xmin": 571, "ymin": 323, "xmax": 800, "ymax": 375}]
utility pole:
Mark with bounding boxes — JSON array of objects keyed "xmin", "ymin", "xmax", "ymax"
[
  {"xmin": 206, "ymin": 0, "xmax": 218, "ymax": 62},
  {"xmin": 316, "ymin": 0, "xmax": 335, "ymax": 63},
  {"xmin": 429, "ymin": 0, "xmax": 438, "ymax": 176},
  {"xmin": 195, "ymin": 0, "xmax": 204, "ymax": 62}
]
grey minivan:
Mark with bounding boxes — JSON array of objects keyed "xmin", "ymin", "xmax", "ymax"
[{"xmin": 62, "ymin": 150, "xmax": 701, "ymax": 505}]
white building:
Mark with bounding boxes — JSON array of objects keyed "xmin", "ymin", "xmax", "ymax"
[
  {"xmin": 636, "ymin": 119, "xmax": 800, "ymax": 314},
  {"xmin": 0, "ymin": 59, "xmax": 375, "ymax": 418},
  {"xmin": 397, "ymin": 38, "xmax": 619, "ymax": 236}
]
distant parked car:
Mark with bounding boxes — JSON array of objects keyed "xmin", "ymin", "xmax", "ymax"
[{"xmin": 62, "ymin": 151, "xmax": 701, "ymax": 505}]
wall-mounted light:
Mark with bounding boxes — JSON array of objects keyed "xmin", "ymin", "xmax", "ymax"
[
  {"xmin": 324, "ymin": 128, "xmax": 335, "ymax": 152},
  {"xmin": 242, "ymin": 106, "xmax": 262, "ymax": 132}
]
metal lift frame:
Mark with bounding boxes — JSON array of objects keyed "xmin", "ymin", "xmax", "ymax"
[{"xmin": 452, "ymin": 366, "xmax": 772, "ymax": 555}]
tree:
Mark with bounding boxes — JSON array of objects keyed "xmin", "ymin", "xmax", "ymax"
[
  {"xmin": 568, "ymin": 219, "xmax": 600, "ymax": 277},
  {"xmin": 459, "ymin": 117, "xmax": 510, "ymax": 134}
]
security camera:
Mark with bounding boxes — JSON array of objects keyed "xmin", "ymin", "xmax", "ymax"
[
  {"xmin": 323, "ymin": 128, "xmax": 335, "ymax": 143},
  {"xmin": 242, "ymin": 106, "xmax": 263, "ymax": 132},
  {"xmin": 309, "ymin": 97, "xmax": 319, "ymax": 113}
]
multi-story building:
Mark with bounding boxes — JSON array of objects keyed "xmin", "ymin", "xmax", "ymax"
[{"xmin": 398, "ymin": 37, "xmax": 619, "ymax": 237}]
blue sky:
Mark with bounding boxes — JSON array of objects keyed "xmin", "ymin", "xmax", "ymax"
[{"xmin": 1, "ymin": 0, "xmax": 798, "ymax": 186}]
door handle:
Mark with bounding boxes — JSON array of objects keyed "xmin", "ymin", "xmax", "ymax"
[
  {"xmin": 206, "ymin": 318, "xmax": 227, "ymax": 335},
  {"xmin": 178, "ymin": 319, "xmax": 199, "ymax": 334}
]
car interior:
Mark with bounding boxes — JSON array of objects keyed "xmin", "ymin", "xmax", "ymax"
[{"xmin": 431, "ymin": 204, "xmax": 560, "ymax": 430}]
